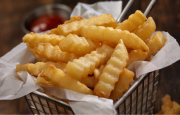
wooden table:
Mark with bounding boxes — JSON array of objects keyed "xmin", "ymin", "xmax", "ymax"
[{"xmin": 0, "ymin": 0, "xmax": 179, "ymax": 114}]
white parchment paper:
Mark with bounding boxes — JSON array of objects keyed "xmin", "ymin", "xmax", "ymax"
[{"xmin": 0, "ymin": 1, "xmax": 180, "ymax": 115}]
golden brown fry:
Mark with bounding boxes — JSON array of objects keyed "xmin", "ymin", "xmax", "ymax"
[
  {"xmin": 64, "ymin": 16, "xmax": 84, "ymax": 24},
  {"xmin": 16, "ymin": 64, "xmax": 30, "ymax": 78},
  {"xmin": 110, "ymin": 68, "xmax": 134, "ymax": 102},
  {"xmin": 94, "ymin": 39, "xmax": 129, "ymax": 98},
  {"xmin": 147, "ymin": 32, "xmax": 167, "ymax": 54},
  {"xmin": 57, "ymin": 14, "xmax": 117, "ymax": 36},
  {"xmin": 146, "ymin": 32, "xmax": 167, "ymax": 60},
  {"xmin": 37, "ymin": 64, "xmax": 93, "ymax": 95},
  {"xmin": 66, "ymin": 44, "xmax": 114, "ymax": 81},
  {"xmin": 33, "ymin": 43, "xmax": 78, "ymax": 63},
  {"xmin": 59, "ymin": 34, "xmax": 100, "ymax": 55},
  {"xmin": 126, "ymin": 49, "xmax": 148, "ymax": 67},
  {"xmin": 23, "ymin": 32, "xmax": 65, "ymax": 48},
  {"xmin": 161, "ymin": 94, "xmax": 175, "ymax": 114},
  {"xmin": 80, "ymin": 76, "xmax": 98, "ymax": 88},
  {"xmin": 116, "ymin": 10, "xmax": 147, "ymax": 32},
  {"xmin": 26, "ymin": 61, "xmax": 66, "ymax": 76},
  {"xmin": 80, "ymin": 26, "xmax": 149, "ymax": 52},
  {"xmin": 133, "ymin": 17, "xmax": 156, "ymax": 41}
]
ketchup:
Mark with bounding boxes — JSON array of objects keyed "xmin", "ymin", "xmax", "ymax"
[{"xmin": 30, "ymin": 14, "xmax": 65, "ymax": 33}]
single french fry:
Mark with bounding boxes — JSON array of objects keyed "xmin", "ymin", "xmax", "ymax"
[
  {"xmin": 133, "ymin": 17, "xmax": 156, "ymax": 41},
  {"xmin": 37, "ymin": 64, "xmax": 93, "ymax": 95},
  {"xmin": 26, "ymin": 61, "xmax": 66, "ymax": 76},
  {"xmin": 126, "ymin": 49, "xmax": 148, "ymax": 67},
  {"xmin": 32, "ymin": 43, "xmax": 78, "ymax": 63},
  {"xmin": 115, "ymin": 10, "xmax": 147, "ymax": 32},
  {"xmin": 94, "ymin": 39, "xmax": 129, "ymax": 98},
  {"xmin": 23, "ymin": 32, "xmax": 65, "ymax": 48},
  {"xmin": 16, "ymin": 64, "xmax": 30, "ymax": 78},
  {"xmin": 80, "ymin": 26, "xmax": 149, "ymax": 52},
  {"xmin": 110, "ymin": 68, "xmax": 134, "ymax": 102},
  {"xmin": 57, "ymin": 14, "xmax": 117, "ymax": 36},
  {"xmin": 66, "ymin": 44, "xmax": 114, "ymax": 81},
  {"xmin": 59, "ymin": 34, "xmax": 100, "ymax": 55}
]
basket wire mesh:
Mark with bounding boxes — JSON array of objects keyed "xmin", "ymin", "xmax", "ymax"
[{"xmin": 25, "ymin": 70, "xmax": 160, "ymax": 114}]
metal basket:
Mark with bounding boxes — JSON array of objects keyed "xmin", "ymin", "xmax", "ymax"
[{"xmin": 25, "ymin": 70, "xmax": 160, "ymax": 114}]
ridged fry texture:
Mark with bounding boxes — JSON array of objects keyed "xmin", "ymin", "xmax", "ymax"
[
  {"xmin": 59, "ymin": 34, "xmax": 100, "ymax": 55},
  {"xmin": 37, "ymin": 64, "xmax": 93, "ymax": 95},
  {"xmin": 57, "ymin": 14, "xmax": 117, "ymax": 36},
  {"xmin": 94, "ymin": 39, "xmax": 129, "ymax": 98},
  {"xmin": 66, "ymin": 44, "xmax": 114, "ymax": 81},
  {"xmin": 80, "ymin": 26, "xmax": 149, "ymax": 52},
  {"xmin": 116, "ymin": 10, "xmax": 147, "ymax": 32}
]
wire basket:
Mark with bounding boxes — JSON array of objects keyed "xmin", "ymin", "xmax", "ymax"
[{"xmin": 24, "ymin": 70, "xmax": 160, "ymax": 114}]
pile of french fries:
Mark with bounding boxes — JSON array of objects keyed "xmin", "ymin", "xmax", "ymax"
[{"xmin": 16, "ymin": 10, "xmax": 167, "ymax": 102}]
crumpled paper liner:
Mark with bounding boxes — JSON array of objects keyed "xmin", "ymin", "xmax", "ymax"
[{"xmin": 0, "ymin": 1, "xmax": 180, "ymax": 115}]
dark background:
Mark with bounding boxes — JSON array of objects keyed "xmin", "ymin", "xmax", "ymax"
[{"xmin": 0, "ymin": 0, "xmax": 179, "ymax": 114}]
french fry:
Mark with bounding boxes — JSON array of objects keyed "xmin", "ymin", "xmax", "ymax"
[
  {"xmin": 32, "ymin": 43, "xmax": 79, "ymax": 63},
  {"xmin": 161, "ymin": 94, "xmax": 175, "ymax": 114},
  {"xmin": 80, "ymin": 26, "xmax": 149, "ymax": 52},
  {"xmin": 57, "ymin": 14, "xmax": 117, "ymax": 36},
  {"xmin": 126, "ymin": 49, "xmax": 148, "ymax": 67},
  {"xmin": 27, "ymin": 61, "xmax": 66, "ymax": 76},
  {"xmin": 23, "ymin": 32, "xmax": 65, "ymax": 48},
  {"xmin": 133, "ymin": 17, "xmax": 156, "ymax": 41},
  {"xmin": 37, "ymin": 64, "xmax": 93, "ymax": 95},
  {"xmin": 115, "ymin": 10, "xmax": 147, "ymax": 32},
  {"xmin": 146, "ymin": 32, "xmax": 167, "ymax": 60},
  {"xmin": 80, "ymin": 76, "xmax": 98, "ymax": 88},
  {"xmin": 110, "ymin": 68, "xmax": 134, "ymax": 102},
  {"xmin": 94, "ymin": 39, "xmax": 129, "ymax": 98},
  {"xmin": 26, "ymin": 43, "xmax": 49, "ymax": 62},
  {"xmin": 16, "ymin": 64, "xmax": 30, "ymax": 78},
  {"xmin": 59, "ymin": 34, "xmax": 100, "ymax": 55},
  {"xmin": 147, "ymin": 32, "xmax": 167, "ymax": 54},
  {"xmin": 66, "ymin": 44, "xmax": 114, "ymax": 81}
]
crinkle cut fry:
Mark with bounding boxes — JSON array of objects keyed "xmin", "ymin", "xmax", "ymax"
[
  {"xmin": 80, "ymin": 26, "xmax": 149, "ymax": 53},
  {"xmin": 38, "ymin": 64, "xmax": 93, "ymax": 95},
  {"xmin": 126, "ymin": 49, "xmax": 148, "ymax": 67},
  {"xmin": 94, "ymin": 39, "xmax": 129, "ymax": 98},
  {"xmin": 59, "ymin": 34, "xmax": 100, "ymax": 55},
  {"xmin": 115, "ymin": 10, "xmax": 147, "ymax": 32},
  {"xmin": 133, "ymin": 17, "xmax": 156, "ymax": 41},
  {"xmin": 33, "ymin": 43, "xmax": 78, "ymax": 63},
  {"xmin": 26, "ymin": 61, "xmax": 66, "ymax": 76},
  {"xmin": 110, "ymin": 68, "xmax": 134, "ymax": 102},
  {"xmin": 57, "ymin": 14, "xmax": 117, "ymax": 36},
  {"xmin": 66, "ymin": 44, "xmax": 114, "ymax": 81},
  {"xmin": 23, "ymin": 32, "xmax": 65, "ymax": 48}
]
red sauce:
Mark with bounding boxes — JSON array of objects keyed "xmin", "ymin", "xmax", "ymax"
[{"xmin": 30, "ymin": 14, "xmax": 65, "ymax": 33}]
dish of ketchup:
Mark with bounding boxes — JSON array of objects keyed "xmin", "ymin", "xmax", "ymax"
[{"xmin": 30, "ymin": 14, "xmax": 65, "ymax": 33}]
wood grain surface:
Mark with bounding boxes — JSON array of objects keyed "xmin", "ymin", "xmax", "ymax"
[{"xmin": 0, "ymin": 0, "xmax": 179, "ymax": 114}]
